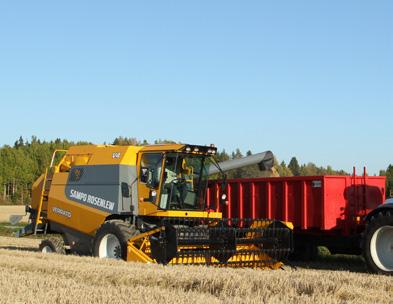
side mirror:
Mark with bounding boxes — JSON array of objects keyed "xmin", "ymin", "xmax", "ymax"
[{"xmin": 121, "ymin": 182, "xmax": 130, "ymax": 198}]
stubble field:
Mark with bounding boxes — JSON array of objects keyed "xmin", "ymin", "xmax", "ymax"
[{"xmin": 0, "ymin": 236, "xmax": 392, "ymax": 304}]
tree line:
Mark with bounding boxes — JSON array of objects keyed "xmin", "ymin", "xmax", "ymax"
[
  {"xmin": 0, "ymin": 136, "xmax": 389, "ymax": 204},
  {"xmin": 0, "ymin": 136, "xmax": 91, "ymax": 204}
]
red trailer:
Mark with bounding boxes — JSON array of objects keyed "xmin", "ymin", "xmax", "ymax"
[{"xmin": 207, "ymin": 169, "xmax": 388, "ymax": 266}]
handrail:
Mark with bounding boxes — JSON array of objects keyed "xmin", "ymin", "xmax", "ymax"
[
  {"xmin": 49, "ymin": 149, "xmax": 68, "ymax": 168},
  {"xmin": 34, "ymin": 168, "xmax": 48, "ymax": 235}
]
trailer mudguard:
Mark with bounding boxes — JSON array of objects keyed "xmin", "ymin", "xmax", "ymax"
[{"xmin": 364, "ymin": 199, "xmax": 393, "ymax": 222}]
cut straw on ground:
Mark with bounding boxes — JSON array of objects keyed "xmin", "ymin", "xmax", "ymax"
[{"xmin": 0, "ymin": 236, "xmax": 392, "ymax": 304}]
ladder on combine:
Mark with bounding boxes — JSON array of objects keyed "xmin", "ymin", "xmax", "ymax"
[
  {"xmin": 33, "ymin": 150, "xmax": 67, "ymax": 235},
  {"xmin": 33, "ymin": 168, "xmax": 49, "ymax": 234}
]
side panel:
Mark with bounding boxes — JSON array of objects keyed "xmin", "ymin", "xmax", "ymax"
[
  {"xmin": 31, "ymin": 174, "xmax": 45, "ymax": 210},
  {"xmin": 324, "ymin": 176, "xmax": 386, "ymax": 234},
  {"xmin": 47, "ymin": 173, "xmax": 109, "ymax": 236},
  {"xmin": 213, "ymin": 177, "xmax": 324, "ymax": 230},
  {"xmin": 323, "ymin": 176, "xmax": 347, "ymax": 230},
  {"xmin": 47, "ymin": 164, "xmax": 138, "ymax": 236},
  {"xmin": 209, "ymin": 175, "xmax": 386, "ymax": 236},
  {"xmin": 64, "ymin": 164, "xmax": 137, "ymax": 214}
]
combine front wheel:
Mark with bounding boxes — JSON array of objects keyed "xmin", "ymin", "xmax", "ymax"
[
  {"xmin": 363, "ymin": 212, "xmax": 393, "ymax": 275},
  {"xmin": 93, "ymin": 220, "xmax": 139, "ymax": 260}
]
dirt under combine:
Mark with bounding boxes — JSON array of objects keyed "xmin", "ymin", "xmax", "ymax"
[{"xmin": 18, "ymin": 144, "xmax": 293, "ymax": 268}]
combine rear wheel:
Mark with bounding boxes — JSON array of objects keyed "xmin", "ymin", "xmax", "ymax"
[
  {"xmin": 39, "ymin": 236, "xmax": 66, "ymax": 254},
  {"xmin": 363, "ymin": 212, "xmax": 393, "ymax": 275},
  {"xmin": 93, "ymin": 220, "xmax": 139, "ymax": 260}
]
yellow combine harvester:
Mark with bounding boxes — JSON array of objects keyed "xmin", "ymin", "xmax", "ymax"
[{"xmin": 18, "ymin": 144, "xmax": 293, "ymax": 268}]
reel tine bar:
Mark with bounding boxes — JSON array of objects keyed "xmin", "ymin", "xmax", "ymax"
[{"xmin": 151, "ymin": 217, "xmax": 293, "ymax": 267}]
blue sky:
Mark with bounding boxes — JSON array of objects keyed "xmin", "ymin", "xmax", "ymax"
[{"xmin": 0, "ymin": 1, "xmax": 392, "ymax": 174}]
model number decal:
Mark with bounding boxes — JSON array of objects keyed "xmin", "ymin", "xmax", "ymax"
[
  {"xmin": 112, "ymin": 152, "xmax": 121, "ymax": 159},
  {"xmin": 52, "ymin": 207, "xmax": 72, "ymax": 218}
]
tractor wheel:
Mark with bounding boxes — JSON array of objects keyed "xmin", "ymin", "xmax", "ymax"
[
  {"xmin": 93, "ymin": 220, "xmax": 139, "ymax": 260},
  {"xmin": 39, "ymin": 236, "xmax": 66, "ymax": 254},
  {"xmin": 363, "ymin": 211, "xmax": 393, "ymax": 275}
]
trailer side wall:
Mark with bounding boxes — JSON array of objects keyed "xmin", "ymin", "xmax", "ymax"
[{"xmin": 208, "ymin": 175, "xmax": 386, "ymax": 237}]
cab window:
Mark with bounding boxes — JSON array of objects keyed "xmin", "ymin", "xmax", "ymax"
[{"xmin": 140, "ymin": 153, "xmax": 163, "ymax": 189}]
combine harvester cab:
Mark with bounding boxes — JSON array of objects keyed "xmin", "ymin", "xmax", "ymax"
[{"xmin": 18, "ymin": 144, "xmax": 293, "ymax": 269}]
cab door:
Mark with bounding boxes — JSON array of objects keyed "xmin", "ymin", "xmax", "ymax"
[{"xmin": 137, "ymin": 152, "xmax": 164, "ymax": 215}]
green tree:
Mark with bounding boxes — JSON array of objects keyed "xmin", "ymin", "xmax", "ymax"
[
  {"xmin": 380, "ymin": 165, "xmax": 393, "ymax": 198},
  {"xmin": 14, "ymin": 136, "xmax": 24, "ymax": 148},
  {"xmin": 0, "ymin": 136, "xmax": 352, "ymax": 204},
  {"xmin": 299, "ymin": 163, "xmax": 317, "ymax": 176},
  {"xmin": 153, "ymin": 139, "xmax": 177, "ymax": 144},
  {"xmin": 288, "ymin": 157, "xmax": 300, "ymax": 176},
  {"xmin": 0, "ymin": 136, "xmax": 91, "ymax": 204},
  {"xmin": 275, "ymin": 161, "xmax": 293, "ymax": 177},
  {"xmin": 113, "ymin": 137, "xmax": 141, "ymax": 146}
]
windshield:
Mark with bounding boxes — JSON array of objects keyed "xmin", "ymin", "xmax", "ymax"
[{"xmin": 159, "ymin": 153, "xmax": 212, "ymax": 210}]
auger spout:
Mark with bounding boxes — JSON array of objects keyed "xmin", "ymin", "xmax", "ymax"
[{"xmin": 209, "ymin": 150, "xmax": 274, "ymax": 175}]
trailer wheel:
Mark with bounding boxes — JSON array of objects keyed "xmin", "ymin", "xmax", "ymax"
[
  {"xmin": 93, "ymin": 220, "xmax": 139, "ymax": 260},
  {"xmin": 363, "ymin": 211, "xmax": 393, "ymax": 275},
  {"xmin": 39, "ymin": 237, "xmax": 66, "ymax": 254}
]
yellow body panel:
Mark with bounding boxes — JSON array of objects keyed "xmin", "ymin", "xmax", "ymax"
[
  {"xmin": 140, "ymin": 144, "xmax": 185, "ymax": 152},
  {"xmin": 66, "ymin": 145, "xmax": 142, "ymax": 166},
  {"xmin": 47, "ymin": 172, "xmax": 109, "ymax": 236},
  {"xmin": 138, "ymin": 201, "xmax": 160, "ymax": 215},
  {"xmin": 31, "ymin": 174, "xmax": 45, "ymax": 210},
  {"xmin": 144, "ymin": 210, "xmax": 222, "ymax": 218}
]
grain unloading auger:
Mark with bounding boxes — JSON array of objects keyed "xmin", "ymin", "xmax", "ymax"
[{"xmin": 18, "ymin": 144, "xmax": 293, "ymax": 269}]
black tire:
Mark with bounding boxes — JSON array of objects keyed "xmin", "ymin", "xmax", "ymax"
[
  {"xmin": 363, "ymin": 211, "xmax": 393, "ymax": 275},
  {"xmin": 39, "ymin": 236, "xmax": 66, "ymax": 254},
  {"xmin": 93, "ymin": 220, "xmax": 139, "ymax": 260}
]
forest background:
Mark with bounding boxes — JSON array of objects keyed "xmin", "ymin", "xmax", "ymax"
[{"xmin": 1, "ymin": 136, "xmax": 391, "ymax": 204}]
